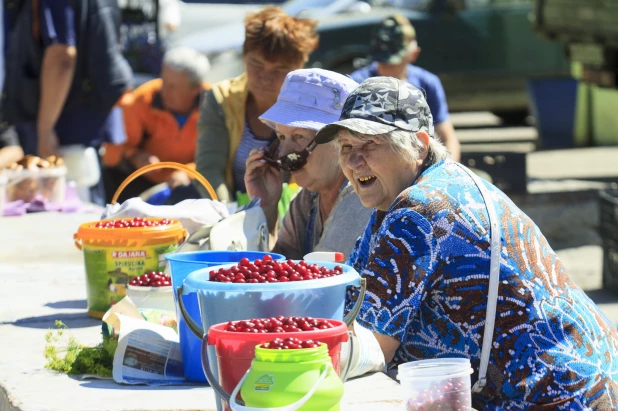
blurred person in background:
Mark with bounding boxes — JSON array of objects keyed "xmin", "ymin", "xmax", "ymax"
[
  {"xmin": 3, "ymin": 0, "xmax": 133, "ymax": 205},
  {"xmin": 102, "ymin": 47, "xmax": 211, "ymax": 204},
  {"xmin": 351, "ymin": 14, "xmax": 460, "ymax": 161},
  {"xmin": 194, "ymin": 6, "xmax": 319, "ymax": 203},
  {"xmin": 0, "ymin": 124, "xmax": 23, "ymax": 169},
  {"xmin": 0, "ymin": 0, "xmax": 4, "ymax": 94},
  {"xmin": 244, "ymin": 68, "xmax": 372, "ymax": 260}
]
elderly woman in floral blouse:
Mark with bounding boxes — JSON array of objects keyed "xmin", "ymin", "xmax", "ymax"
[{"xmin": 315, "ymin": 76, "xmax": 618, "ymax": 410}]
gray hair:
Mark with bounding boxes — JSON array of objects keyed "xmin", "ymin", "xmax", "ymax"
[
  {"xmin": 323, "ymin": 139, "xmax": 341, "ymax": 171},
  {"xmin": 336, "ymin": 128, "xmax": 450, "ymax": 165},
  {"xmin": 163, "ymin": 47, "xmax": 211, "ymax": 86}
]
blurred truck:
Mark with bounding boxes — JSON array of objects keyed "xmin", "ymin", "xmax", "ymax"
[{"xmin": 533, "ymin": 0, "xmax": 618, "ymax": 145}]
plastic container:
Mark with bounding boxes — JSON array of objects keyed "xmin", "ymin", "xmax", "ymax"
[
  {"xmin": 74, "ymin": 218, "xmax": 187, "ymax": 318},
  {"xmin": 231, "ymin": 343, "xmax": 344, "ymax": 411},
  {"xmin": 178, "ymin": 261, "xmax": 365, "ymax": 411},
  {"xmin": 0, "ymin": 174, "xmax": 7, "ymax": 216},
  {"xmin": 527, "ymin": 77, "xmax": 578, "ymax": 149},
  {"xmin": 6, "ymin": 165, "xmax": 67, "ymax": 203},
  {"xmin": 127, "ymin": 285, "xmax": 175, "ymax": 311},
  {"xmin": 206, "ymin": 319, "xmax": 348, "ymax": 411},
  {"xmin": 166, "ymin": 251, "xmax": 286, "ymax": 383},
  {"xmin": 398, "ymin": 358, "xmax": 473, "ymax": 411},
  {"xmin": 181, "ymin": 261, "xmax": 364, "ymax": 335},
  {"xmin": 58, "ymin": 145, "xmax": 101, "ymax": 203},
  {"xmin": 58, "ymin": 145, "xmax": 101, "ymax": 187},
  {"xmin": 127, "ymin": 285, "xmax": 177, "ymax": 328}
]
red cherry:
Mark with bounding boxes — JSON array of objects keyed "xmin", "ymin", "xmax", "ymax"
[
  {"xmin": 263, "ymin": 254, "xmax": 273, "ymax": 263},
  {"xmin": 219, "ymin": 260, "xmax": 343, "ymax": 283}
]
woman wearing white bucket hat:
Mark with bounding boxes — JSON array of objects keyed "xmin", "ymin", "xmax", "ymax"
[{"xmin": 244, "ymin": 68, "xmax": 372, "ymax": 260}]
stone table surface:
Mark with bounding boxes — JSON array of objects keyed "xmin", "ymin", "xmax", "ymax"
[{"xmin": 0, "ymin": 212, "xmax": 403, "ymax": 411}]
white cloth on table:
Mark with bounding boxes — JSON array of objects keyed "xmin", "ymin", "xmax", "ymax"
[{"xmin": 102, "ymin": 197, "xmax": 229, "ymax": 235}]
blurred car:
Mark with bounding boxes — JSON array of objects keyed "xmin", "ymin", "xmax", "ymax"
[
  {"xmin": 170, "ymin": 0, "xmax": 286, "ymax": 40},
  {"xmin": 170, "ymin": 0, "xmax": 571, "ymax": 122}
]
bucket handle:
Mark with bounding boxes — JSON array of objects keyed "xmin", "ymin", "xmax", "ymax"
[
  {"xmin": 176, "ymin": 285, "xmax": 205, "ymax": 337},
  {"xmin": 73, "ymin": 233, "xmax": 82, "ymax": 251},
  {"xmin": 343, "ymin": 278, "xmax": 367, "ymax": 327},
  {"xmin": 229, "ymin": 361, "xmax": 334, "ymax": 411},
  {"xmin": 111, "ymin": 162, "xmax": 218, "ymax": 204},
  {"xmin": 177, "ymin": 277, "xmax": 366, "ymax": 333},
  {"xmin": 200, "ymin": 334, "xmax": 246, "ymax": 406}
]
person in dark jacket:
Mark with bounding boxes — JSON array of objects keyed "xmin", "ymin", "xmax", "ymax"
[{"xmin": 4, "ymin": 0, "xmax": 132, "ymax": 204}]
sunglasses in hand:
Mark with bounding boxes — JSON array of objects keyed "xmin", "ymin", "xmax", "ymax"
[{"xmin": 263, "ymin": 138, "xmax": 317, "ymax": 172}]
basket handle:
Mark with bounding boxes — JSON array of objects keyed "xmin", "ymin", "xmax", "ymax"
[{"xmin": 111, "ymin": 162, "xmax": 218, "ymax": 204}]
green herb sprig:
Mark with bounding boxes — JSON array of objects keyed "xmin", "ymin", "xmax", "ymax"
[{"xmin": 44, "ymin": 320, "xmax": 117, "ymax": 378}]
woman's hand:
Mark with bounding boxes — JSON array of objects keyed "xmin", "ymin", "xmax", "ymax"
[{"xmin": 244, "ymin": 145, "xmax": 283, "ymax": 208}]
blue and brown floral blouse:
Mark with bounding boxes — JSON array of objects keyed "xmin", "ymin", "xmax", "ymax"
[{"xmin": 348, "ymin": 160, "xmax": 618, "ymax": 410}]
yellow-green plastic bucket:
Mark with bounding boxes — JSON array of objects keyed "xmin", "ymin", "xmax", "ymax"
[{"xmin": 230, "ymin": 343, "xmax": 343, "ymax": 411}]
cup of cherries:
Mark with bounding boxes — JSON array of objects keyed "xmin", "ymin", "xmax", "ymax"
[
  {"xmin": 129, "ymin": 271, "xmax": 172, "ymax": 289},
  {"xmin": 127, "ymin": 271, "xmax": 176, "ymax": 317}
]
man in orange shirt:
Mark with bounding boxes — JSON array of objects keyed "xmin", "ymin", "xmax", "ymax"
[{"xmin": 103, "ymin": 47, "xmax": 211, "ymax": 203}]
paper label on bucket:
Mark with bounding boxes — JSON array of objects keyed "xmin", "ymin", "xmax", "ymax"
[
  {"xmin": 254, "ymin": 373, "xmax": 275, "ymax": 392},
  {"xmin": 83, "ymin": 243, "xmax": 179, "ymax": 316}
]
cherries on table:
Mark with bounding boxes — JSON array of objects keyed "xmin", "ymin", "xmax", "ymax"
[
  {"xmin": 224, "ymin": 316, "xmax": 335, "ymax": 333},
  {"xmin": 94, "ymin": 217, "xmax": 172, "ymax": 229},
  {"xmin": 209, "ymin": 255, "xmax": 344, "ymax": 283},
  {"xmin": 129, "ymin": 271, "xmax": 172, "ymax": 287},
  {"xmin": 260, "ymin": 337, "xmax": 322, "ymax": 350}
]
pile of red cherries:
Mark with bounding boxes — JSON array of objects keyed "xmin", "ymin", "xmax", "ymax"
[
  {"xmin": 94, "ymin": 217, "xmax": 172, "ymax": 228},
  {"xmin": 129, "ymin": 271, "xmax": 172, "ymax": 287},
  {"xmin": 405, "ymin": 379, "xmax": 472, "ymax": 411},
  {"xmin": 224, "ymin": 316, "xmax": 335, "ymax": 333},
  {"xmin": 260, "ymin": 337, "xmax": 322, "ymax": 350},
  {"xmin": 209, "ymin": 255, "xmax": 344, "ymax": 283}
]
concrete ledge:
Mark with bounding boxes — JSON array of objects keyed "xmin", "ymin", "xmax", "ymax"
[{"xmin": 0, "ymin": 213, "xmax": 402, "ymax": 411}]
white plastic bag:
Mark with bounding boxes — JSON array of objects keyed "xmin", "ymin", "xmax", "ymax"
[{"xmin": 101, "ymin": 197, "xmax": 229, "ymax": 236}]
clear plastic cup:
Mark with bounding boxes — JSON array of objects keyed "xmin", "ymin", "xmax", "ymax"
[
  {"xmin": 0, "ymin": 174, "xmax": 7, "ymax": 216},
  {"xmin": 398, "ymin": 358, "xmax": 473, "ymax": 411}
]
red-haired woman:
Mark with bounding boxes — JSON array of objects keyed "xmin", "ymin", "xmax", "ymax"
[{"xmin": 194, "ymin": 6, "xmax": 319, "ymax": 202}]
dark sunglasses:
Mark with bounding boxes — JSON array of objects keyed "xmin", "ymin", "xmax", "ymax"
[{"xmin": 263, "ymin": 138, "xmax": 318, "ymax": 172}]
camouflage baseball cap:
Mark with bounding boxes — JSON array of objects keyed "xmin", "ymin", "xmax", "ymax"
[
  {"xmin": 315, "ymin": 76, "xmax": 434, "ymax": 144},
  {"xmin": 370, "ymin": 14, "xmax": 417, "ymax": 64}
]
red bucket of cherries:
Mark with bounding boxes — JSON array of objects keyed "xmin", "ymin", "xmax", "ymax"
[{"xmin": 205, "ymin": 317, "xmax": 348, "ymax": 406}]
